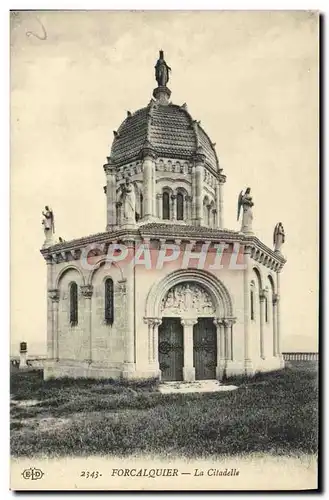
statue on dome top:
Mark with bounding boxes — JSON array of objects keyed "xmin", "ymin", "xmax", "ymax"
[{"xmin": 155, "ymin": 50, "xmax": 171, "ymax": 87}]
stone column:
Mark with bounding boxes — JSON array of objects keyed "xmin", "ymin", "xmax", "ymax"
[
  {"xmin": 243, "ymin": 246, "xmax": 253, "ymax": 374},
  {"xmin": 216, "ymin": 178, "xmax": 225, "ymax": 229},
  {"xmin": 145, "ymin": 318, "xmax": 162, "ymax": 369},
  {"xmin": 122, "ymin": 240, "xmax": 136, "ymax": 377},
  {"xmin": 156, "ymin": 193, "xmax": 163, "ymax": 219},
  {"xmin": 104, "ymin": 163, "xmax": 117, "ymax": 230},
  {"xmin": 191, "ymin": 167, "xmax": 197, "ymax": 223},
  {"xmin": 194, "ymin": 148, "xmax": 206, "ymax": 226},
  {"xmin": 48, "ymin": 288, "xmax": 60, "ymax": 360},
  {"xmin": 272, "ymin": 294, "xmax": 278, "ymax": 356},
  {"xmin": 259, "ymin": 289, "xmax": 266, "ymax": 359},
  {"xmin": 223, "ymin": 319, "xmax": 234, "ymax": 361},
  {"xmin": 181, "ymin": 318, "xmax": 197, "ymax": 382},
  {"xmin": 116, "ymin": 201, "xmax": 122, "ymax": 226},
  {"xmin": 195, "ymin": 170, "xmax": 204, "ymax": 225},
  {"xmin": 80, "ymin": 285, "xmax": 93, "ymax": 362},
  {"xmin": 141, "ymin": 143, "xmax": 156, "ymax": 220},
  {"xmin": 171, "ymin": 194, "xmax": 177, "ymax": 221},
  {"xmin": 212, "ymin": 209, "xmax": 217, "ymax": 229},
  {"xmin": 214, "ymin": 318, "xmax": 225, "ymax": 379},
  {"xmin": 185, "ymin": 195, "xmax": 192, "ymax": 224},
  {"xmin": 223, "ymin": 318, "xmax": 236, "ymax": 363}
]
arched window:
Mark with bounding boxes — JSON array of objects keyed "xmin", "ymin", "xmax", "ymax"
[
  {"xmin": 250, "ymin": 285, "xmax": 255, "ymax": 321},
  {"xmin": 140, "ymin": 193, "xmax": 143, "ymax": 218},
  {"xmin": 250, "ymin": 290, "xmax": 254, "ymax": 320},
  {"xmin": 207, "ymin": 205, "xmax": 211, "ymax": 226},
  {"xmin": 163, "ymin": 192, "xmax": 170, "ymax": 220},
  {"xmin": 70, "ymin": 282, "xmax": 78, "ymax": 326},
  {"xmin": 176, "ymin": 192, "xmax": 184, "ymax": 220},
  {"xmin": 105, "ymin": 278, "xmax": 114, "ymax": 325}
]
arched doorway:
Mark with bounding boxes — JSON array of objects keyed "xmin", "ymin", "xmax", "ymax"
[
  {"xmin": 159, "ymin": 282, "xmax": 217, "ymax": 381},
  {"xmin": 144, "ymin": 269, "xmax": 234, "ymax": 382}
]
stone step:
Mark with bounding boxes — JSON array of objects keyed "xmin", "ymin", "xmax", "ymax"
[{"xmin": 158, "ymin": 379, "xmax": 238, "ymax": 394}]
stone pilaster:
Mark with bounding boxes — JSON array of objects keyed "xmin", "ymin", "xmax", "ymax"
[
  {"xmin": 48, "ymin": 288, "xmax": 60, "ymax": 360},
  {"xmin": 80, "ymin": 285, "xmax": 93, "ymax": 363},
  {"xmin": 181, "ymin": 318, "xmax": 197, "ymax": 382},
  {"xmin": 46, "ymin": 257, "xmax": 55, "ymax": 359},
  {"xmin": 276, "ymin": 272, "xmax": 282, "ymax": 357},
  {"xmin": 104, "ymin": 162, "xmax": 117, "ymax": 230},
  {"xmin": 141, "ymin": 142, "xmax": 157, "ymax": 220},
  {"xmin": 259, "ymin": 289, "xmax": 266, "ymax": 359},
  {"xmin": 243, "ymin": 246, "xmax": 253, "ymax": 374},
  {"xmin": 272, "ymin": 294, "xmax": 278, "ymax": 356},
  {"xmin": 122, "ymin": 240, "xmax": 136, "ymax": 377}
]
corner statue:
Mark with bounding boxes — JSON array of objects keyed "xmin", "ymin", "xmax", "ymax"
[
  {"xmin": 237, "ymin": 188, "xmax": 254, "ymax": 233},
  {"xmin": 42, "ymin": 206, "xmax": 55, "ymax": 244},
  {"xmin": 122, "ymin": 179, "xmax": 136, "ymax": 225},
  {"xmin": 155, "ymin": 50, "xmax": 171, "ymax": 87},
  {"xmin": 273, "ymin": 222, "xmax": 285, "ymax": 252}
]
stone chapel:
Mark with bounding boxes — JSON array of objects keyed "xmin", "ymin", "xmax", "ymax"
[{"xmin": 41, "ymin": 51, "xmax": 286, "ymax": 381}]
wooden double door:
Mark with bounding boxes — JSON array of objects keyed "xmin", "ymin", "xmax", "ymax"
[
  {"xmin": 158, "ymin": 317, "xmax": 217, "ymax": 381},
  {"xmin": 193, "ymin": 317, "xmax": 217, "ymax": 380}
]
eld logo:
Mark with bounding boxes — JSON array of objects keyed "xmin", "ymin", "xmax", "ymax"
[{"xmin": 21, "ymin": 467, "xmax": 44, "ymax": 480}]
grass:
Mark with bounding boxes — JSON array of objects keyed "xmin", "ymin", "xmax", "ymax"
[{"xmin": 10, "ymin": 364, "xmax": 318, "ymax": 458}]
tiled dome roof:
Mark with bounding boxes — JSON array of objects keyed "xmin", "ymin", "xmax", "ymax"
[{"xmin": 109, "ymin": 99, "xmax": 219, "ymax": 171}]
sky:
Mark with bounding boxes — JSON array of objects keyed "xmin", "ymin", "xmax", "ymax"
[{"xmin": 10, "ymin": 10, "xmax": 318, "ymax": 355}]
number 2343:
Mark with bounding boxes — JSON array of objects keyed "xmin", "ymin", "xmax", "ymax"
[{"xmin": 80, "ymin": 471, "xmax": 102, "ymax": 479}]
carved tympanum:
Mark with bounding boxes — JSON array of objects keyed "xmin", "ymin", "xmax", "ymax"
[{"xmin": 161, "ymin": 283, "xmax": 215, "ymax": 316}]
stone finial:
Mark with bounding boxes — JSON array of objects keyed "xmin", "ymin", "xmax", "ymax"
[{"xmin": 19, "ymin": 342, "xmax": 28, "ymax": 369}]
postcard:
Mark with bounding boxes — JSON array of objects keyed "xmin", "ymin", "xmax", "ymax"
[{"xmin": 10, "ymin": 10, "xmax": 319, "ymax": 491}]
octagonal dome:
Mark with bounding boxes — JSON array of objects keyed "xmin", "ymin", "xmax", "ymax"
[{"xmin": 109, "ymin": 99, "xmax": 219, "ymax": 172}]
